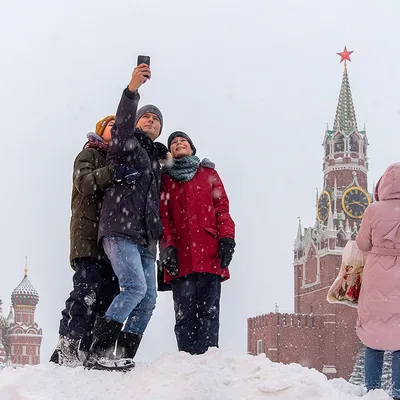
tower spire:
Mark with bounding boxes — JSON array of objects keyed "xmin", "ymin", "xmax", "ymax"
[
  {"xmin": 345, "ymin": 218, "xmax": 352, "ymax": 239},
  {"xmin": 326, "ymin": 207, "xmax": 336, "ymax": 238},
  {"xmin": 7, "ymin": 305, "xmax": 13, "ymax": 324},
  {"xmin": 295, "ymin": 217, "xmax": 303, "ymax": 249},
  {"xmin": 333, "ymin": 47, "xmax": 357, "ymax": 135},
  {"xmin": 24, "ymin": 256, "xmax": 28, "ymax": 277},
  {"xmin": 327, "ymin": 208, "xmax": 334, "ymax": 231}
]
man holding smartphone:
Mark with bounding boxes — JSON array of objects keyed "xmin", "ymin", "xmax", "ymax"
[{"xmin": 83, "ymin": 61, "xmax": 168, "ymax": 371}]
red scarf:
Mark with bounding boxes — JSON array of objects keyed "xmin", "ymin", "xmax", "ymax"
[{"xmin": 83, "ymin": 139, "xmax": 109, "ymax": 157}]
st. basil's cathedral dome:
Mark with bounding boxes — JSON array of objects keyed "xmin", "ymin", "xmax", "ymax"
[{"xmin": 11, "ymin": 268, "xmax": 39, "ymax": 307}]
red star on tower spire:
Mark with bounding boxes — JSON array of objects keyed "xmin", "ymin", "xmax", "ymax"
[{"xmin": 337, "ymin": 46, "xmax": 354, "ymax": 64}]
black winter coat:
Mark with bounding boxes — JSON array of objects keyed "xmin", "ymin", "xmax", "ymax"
[{"xmin": 98, "ymin": 89, "xmax": 166, "ymax": 251}]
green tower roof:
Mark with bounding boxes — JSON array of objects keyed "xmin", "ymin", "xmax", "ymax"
[{"xmin": 332, "ymin": 63, "xmax": 358, "ymax": 136}]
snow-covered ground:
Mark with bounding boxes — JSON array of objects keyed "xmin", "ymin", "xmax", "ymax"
[{"xmin": 0, "ymin": 349, "xmax": 393, "ymax": 400}]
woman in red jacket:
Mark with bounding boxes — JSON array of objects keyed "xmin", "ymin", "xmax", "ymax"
[{"xmin": 160, "ymin": 131, "xmax": 236, "ymax": 355}]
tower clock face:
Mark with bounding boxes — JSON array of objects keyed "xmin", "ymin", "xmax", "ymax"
[
  {"xmin": 317, "ymin": 191, "xmax": 331, "ymax": 222},
  {"xmin": 342, "ymin": 186, "xmax": 370, "ymax": 219}
]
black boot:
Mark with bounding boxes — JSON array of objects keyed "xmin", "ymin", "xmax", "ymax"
[
  {"xmin": 49, "ymin": 349, "xmax": 59, "ymax": 364},
  {"xmin": 116, "ymin": 332, "xmax": 142, "ymax": 359},
  {"xmin": 83, "ymin": 317, "xmax": 134, "ymax": 371},
  {"xmin": 49, "ymin": 337, "xmax": 61, "ymax": 364},
  {"xmin": 50, "ymin": 336, "xmax": 82, "ymax": 367},
  {"xmin": 58, "ymin": 336, "xmax": 82, "ymax": 367}
]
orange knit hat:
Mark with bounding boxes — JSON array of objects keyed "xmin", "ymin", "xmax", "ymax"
[{"xmin": 95, "ymin": 115, "xmax": 115, "ymax": 137}]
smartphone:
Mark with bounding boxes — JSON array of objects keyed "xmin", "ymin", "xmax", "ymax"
[
  {"xmin": 137, "ymin": 55, "xmax": 150, "ymax": 67},
  {"xmin": 137, "ymin": 55, "xmax": 150, "ymax": 79}
]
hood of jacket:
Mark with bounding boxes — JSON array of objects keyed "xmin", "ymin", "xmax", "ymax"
[{"xmin": 377, "ymin": 163, "xmax": 400, "ymax": 201}]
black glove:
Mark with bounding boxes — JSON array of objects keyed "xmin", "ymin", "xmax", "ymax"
[
  {"xmin": 154, "ymin": 142, "xmax": 169, "ymax": 160},
  {"xmin": 156, "ymin": 260, "xmax": 172, "ymax": 292},
  {"xmin": 160, "ymin": 246, "xmax": 179, "ymax": 276},
  {"xmin": 218, "ymin": 238, "xmax": 236, "ymax": 269},
  {"xmin": 113, "ymin": 164, "xmax": 139, "ymax": 184}
]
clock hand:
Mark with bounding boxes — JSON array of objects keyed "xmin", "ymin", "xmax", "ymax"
[
  {"xmin": 353, "ymin": 201, "xmax": 366, "ymax": 207},
  {"xmin": 346, "ymin": 201, "xmax": 361, "ymax": 207}
]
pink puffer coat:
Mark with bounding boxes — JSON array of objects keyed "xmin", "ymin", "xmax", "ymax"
[{"xmin": 356, "ymin": 162, "xmax": 400, "ymax": 350}]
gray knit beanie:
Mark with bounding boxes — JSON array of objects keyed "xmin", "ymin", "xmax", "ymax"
[
  {"xmin": 135, "ymin": 105, "xmax": 163, "ymax": 134},
  {"xmin": 167, "ymin": 131, "xmax": 197, "ymax": 155}
]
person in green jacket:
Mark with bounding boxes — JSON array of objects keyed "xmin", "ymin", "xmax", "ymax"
[{"xmin": 51, "ymin": 115, "xmax": 128, "ymax": 367}]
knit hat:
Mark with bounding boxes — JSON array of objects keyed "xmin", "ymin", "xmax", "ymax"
[
  {"xmin": 167, "ymin": 131, "xmax": 197, "ymax": 155},
  {"xmin": 135, "ymin": 105, "xmax": 163, "ymax": 135},
  {"xmin": 95, "ymin": 115, "xmax": 115, "ymax": 137}
]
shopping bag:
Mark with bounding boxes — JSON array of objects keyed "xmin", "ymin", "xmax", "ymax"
[{"xmin": 327, "ymin": 240, "xmax": 365, "ymax": 308}]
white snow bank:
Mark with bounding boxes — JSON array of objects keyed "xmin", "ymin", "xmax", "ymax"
[{"xmin": 0, "ymin": 349, "xmax": 393, "ymax": 400}]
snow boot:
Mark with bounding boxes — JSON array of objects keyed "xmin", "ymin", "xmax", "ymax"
[
  {"xmin": 49, "ymin": 337, "xmax": 61, "ymax": 364},
  {"xmin": 49, "ymin": 349, "xmax": 59, "ymax": 364},
  {"xmin": 58, "ymin": 336, "xmax": 82, "ymax": 367},
  {"xmin": 83, "ymin": 317, "xmax": 135, "ymax": 372},
  {"xmin": 116, "ymin": 332, "xmax": 142, "ymax": 359}
]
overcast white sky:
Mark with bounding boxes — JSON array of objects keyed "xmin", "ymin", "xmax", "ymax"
[{"xmin": 1, "ymin": 0, "xmax": 400, "ymax": 362}]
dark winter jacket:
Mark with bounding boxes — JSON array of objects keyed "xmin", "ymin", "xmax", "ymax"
[
  {"xmin": 98, "ymin": 89, "xmax": 166, "ymax": 253},
  {"xmin": 70, "ymin": 136, "xmax": 115, "ymax": 267},
  {"xmin": 160, "ymin": 161, "xmax": 235, "ymax": 283}
]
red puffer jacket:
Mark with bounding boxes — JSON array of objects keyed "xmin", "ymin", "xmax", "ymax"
[{"xmin": 160, "ymin": 164, "xmax": 235, "ymax": 283}]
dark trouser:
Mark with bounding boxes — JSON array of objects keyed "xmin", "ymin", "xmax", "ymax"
[
  {"xmin": 170, "ymin": 273, "xmax": 221, "ymax": 355},
  {"xmin": 59, "ymin": 257, "xmax": 119, "ymax": 351},
  {"xmin": 365, "ymin": 347, "xmax": 400, "ymax": 398}
]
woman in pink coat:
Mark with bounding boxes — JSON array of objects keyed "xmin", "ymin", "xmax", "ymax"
[{"xmin": 356, "ymin": 162, "xmax": 400, "ymax": 398}]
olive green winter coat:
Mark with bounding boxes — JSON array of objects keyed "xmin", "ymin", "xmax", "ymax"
[{"xmin": 70, "ymin": 145, "xmax": 114, "ymax": 267}]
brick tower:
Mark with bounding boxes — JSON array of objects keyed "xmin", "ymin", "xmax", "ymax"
[
  {"xmin": 4, "ymin": 263, "xmax": 42, "ymax": 367},
  {"xmin": 248, "ymin": 48, "xmax": 370, "ymax": 379}
]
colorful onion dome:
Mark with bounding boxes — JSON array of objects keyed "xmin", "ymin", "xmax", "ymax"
[{"xmin": 11, "ymin": 271, "xmax": 39, "ymax": 307}]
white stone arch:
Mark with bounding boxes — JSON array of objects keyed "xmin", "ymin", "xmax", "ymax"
[
  {"xmin": 336, "ymin": 229, "xmax": 347, "ymax": 248},
  {"xmin": 301, "ymin": 239, "xmax": 321, "ymax": 288},
  {"xmin": 334, "ymin": 133, "xmax": 345, "ymax": 152},
  {"xmin": 349, "ymin": 132, "xmax": 361, "ymax": 152}
]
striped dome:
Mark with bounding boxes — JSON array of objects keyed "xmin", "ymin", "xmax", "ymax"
[{"xmin": 11, "ymin": 275, "xmax": 39, "ymax": 307}]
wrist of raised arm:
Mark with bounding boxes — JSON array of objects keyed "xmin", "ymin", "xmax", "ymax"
[{"xmin": 125, "ymin": 86, "xmax": 139, "ymax": 99}]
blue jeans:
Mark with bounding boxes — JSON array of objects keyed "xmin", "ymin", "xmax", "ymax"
[
  {"xmin": 102, "ymin": 236, "xmax": 156, "ymax": 335},
  {"xmin": 365, "ymin": 347, "xmax": 400, "ymax": 397}
]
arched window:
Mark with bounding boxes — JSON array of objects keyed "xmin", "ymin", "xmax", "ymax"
[
  {"xmin": 337, "ymin": 231, "xmax": 347, "ymax": 248},
  {"xmin": 350, "ymin": 133, "xmax": 359, "ymax": 152},
  {"xmin": 334, "ymin": 134, "xmax": 344, "ymax": 152},
  {"xmin": 363, "ymin": 142, "xmax": 367, "ymax": 156}
]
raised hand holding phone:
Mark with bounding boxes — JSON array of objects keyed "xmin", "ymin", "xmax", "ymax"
[{"xmin": 128, "ymin": 63, "xmax": 151, "ymax": 92}]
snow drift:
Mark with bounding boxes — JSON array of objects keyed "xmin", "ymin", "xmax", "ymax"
[{"xmin": 0, "ymin": 349, "xmax": 393, "ymax": 399}]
